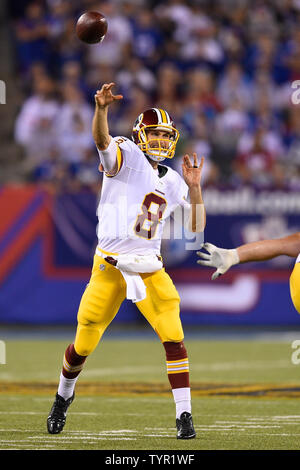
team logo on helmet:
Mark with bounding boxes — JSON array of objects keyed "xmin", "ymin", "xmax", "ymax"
[{"xmin": 132, "ymin": 108, "xmax": 179, "ymax": 162}]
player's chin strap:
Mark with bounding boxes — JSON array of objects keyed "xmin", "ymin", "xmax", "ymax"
[
  {"xmin": 104, "ymin": 254, "xmax": 163, "ymax": 302},
  {"xmin": 145, "ymin": 153, "xmax": 166, "ymax": 163}
]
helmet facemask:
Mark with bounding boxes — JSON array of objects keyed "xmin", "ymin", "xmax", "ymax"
[{"xmin": 138, "ymin": 125, "xmax": 179, "ymax": 162}]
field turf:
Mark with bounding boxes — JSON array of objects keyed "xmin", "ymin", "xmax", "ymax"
[{"xmin": 1, "ymin": 332, "xmax": 300, "ymax": 450}]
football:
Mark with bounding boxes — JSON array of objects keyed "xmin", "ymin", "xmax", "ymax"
[{"xmin": 76, "ymin": 11, "xmax": 108, "ymax": 44}]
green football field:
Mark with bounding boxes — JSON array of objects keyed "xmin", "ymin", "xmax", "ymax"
[{"xmin": 1, "ymin": 331, "xmax": 300, "ymax": 450}]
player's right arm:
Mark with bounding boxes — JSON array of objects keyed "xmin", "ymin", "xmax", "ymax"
[
  {"xmin": 92, "ymin": 82, "xmax": 123, "ymax": 175},
  {"xmin": 197, "ymin": 232, "xmax": 300, "ymax": 280}
]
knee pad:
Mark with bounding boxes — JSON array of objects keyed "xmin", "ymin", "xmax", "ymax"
[
  {"xmin": 74, "ymin": 323, "xmax": 105, "ymax": 356},
  {"xmin": 154, "ymin": 309, "xmax": 184, "ymax": 343}
]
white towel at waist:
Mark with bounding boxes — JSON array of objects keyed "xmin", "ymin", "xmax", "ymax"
[
  {"xmin": 296, "ymin": 253, "xmax": 300, "ymax": 264},
  {"xmin": 96, "ymin": 249, "xmax": 163, "ymax": 303},
  {"xmin": 119, "ymin": 270, "xmax": 147, "ymax": 303}
]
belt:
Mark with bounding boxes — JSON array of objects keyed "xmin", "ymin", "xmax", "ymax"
[
  {"xmin": 104, "ymin": 255, "xmax": 163, "ymax": 268},
  {"xmin": 104, "ymin": 256, "xmax": 118, "ymax": 266}
]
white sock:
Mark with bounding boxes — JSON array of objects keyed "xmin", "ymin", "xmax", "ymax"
[
  {"xmin": 57, "ymin": 372, "xmax": 78, "ymax": 400},
  {"xmin": 172, "ymin": 387, "xmax": 191, "ymax": 419}
]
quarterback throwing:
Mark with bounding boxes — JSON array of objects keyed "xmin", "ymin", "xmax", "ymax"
[{"xmin": 47, "ymin": 82, "xmax": 206, "ymax": 439}]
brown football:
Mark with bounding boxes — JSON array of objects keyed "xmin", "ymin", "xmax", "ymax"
[{"xmin": 76, "ymin": 11, "xmax": 108, "ymax": 44}]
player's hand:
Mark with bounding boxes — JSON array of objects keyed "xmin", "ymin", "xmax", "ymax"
[
  {"xmin": 182, "ymin": 153, "xmax": 204, "ymax": 188},
  {"xmin": 196, "ymin": 242, "xmax": 240, "ymax": 280},
  {"xmin": 95, "ymin": 82, "xmax": 123, "ymax": 108}
]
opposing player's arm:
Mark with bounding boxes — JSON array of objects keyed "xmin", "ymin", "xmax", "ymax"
[
  {"xmin": 92, "ymin": 82, "xmax": 123, "ymax": 175},
  {"xmin": 237, "ymin": 232, "xmax": 300, "ymax": 262},
  {"xmin": 197, "ymin": 232, "xmax": 300, "ymax": 280},
  {"xmin": 182, "ymin": 154, "xmax": 206, "ymax": 232}
]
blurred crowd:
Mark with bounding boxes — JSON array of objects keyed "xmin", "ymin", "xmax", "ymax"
[{"xmin": 8, "ymin": 0, "xmax": 300, "ymax": 192}]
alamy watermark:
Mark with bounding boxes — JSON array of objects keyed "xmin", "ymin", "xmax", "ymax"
[
  {"xmin": 291, "ymin": 80, "xmax": 300, "ymax": 105},
  {"xmin": 0, "ymin": 80, "xmax": 6, "ymax": 104},
  {"xmin": 0, "ymin": 341, "xmax": 6, "ymax": 364},
  {"xmin": 291, "ymin": 340, "xmax": 300, "ymax": 365},
  {"xmin": 98, "ymin": 199, "xmax": 204, "ymax": 250}
]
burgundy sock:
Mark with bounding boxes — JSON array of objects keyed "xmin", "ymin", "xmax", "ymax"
[
  {"xmin": 62, "ymin": 343, "xmax": 87, "ymax": 379},
  {"xmin": 163, "ymin": 341, "xmax": 190, "ymax": 389}
]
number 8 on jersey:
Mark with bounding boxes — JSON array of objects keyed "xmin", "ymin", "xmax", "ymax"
[{"xmin": 134, "ymin": 192, "xmax": 167, "ymax": 240}]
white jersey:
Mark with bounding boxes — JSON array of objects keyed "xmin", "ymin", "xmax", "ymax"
[{"xmin": 96, "ymin": 136, "xmax": 189, "ymax": 256}]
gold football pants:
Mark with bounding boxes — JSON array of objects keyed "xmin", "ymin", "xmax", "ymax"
[
  {"xmin": 290, "ymin": 261, "xmax": 300, "ymax": 314},
  {"xmin": 74, "ymin": 254, "xmax": 183, "ymax": 356}
]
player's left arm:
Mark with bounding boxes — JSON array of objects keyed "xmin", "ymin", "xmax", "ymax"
[{"xmin": 182, "ymin": 153, "xmax": 206, "ymax": 232}]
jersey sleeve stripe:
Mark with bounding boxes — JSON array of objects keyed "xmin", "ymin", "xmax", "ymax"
[{"xmin": 105, "ymin": 144, "xmax": 123, "ymax": 178}]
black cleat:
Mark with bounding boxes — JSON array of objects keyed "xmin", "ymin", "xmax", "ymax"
[
  {"xmin": 47, "ymin": 393, "xmax": 74, "ymax": 434},
  {"xmin": 176, "ymin": 412, "xmax": 196, "ymax": 439}
]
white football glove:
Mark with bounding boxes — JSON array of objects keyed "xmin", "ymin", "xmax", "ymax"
[{"xmin": 197, "ymin": 242, "xmax": 240, "ymax": 280}]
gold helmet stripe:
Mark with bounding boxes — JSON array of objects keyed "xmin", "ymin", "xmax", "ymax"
[{"xmin": 159, "ymin": 108, "xmax": 168, "ymax": 123}]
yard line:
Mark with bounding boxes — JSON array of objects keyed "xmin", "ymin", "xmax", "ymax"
[
  {"xmin": 0, "ymin": 440, "xmax": 37, "ymax": 444},
  {"xmin": 0, "ymin": 410, "xmax": 160, "ymax": 416},
  {"xmin": 243, "ymin": 433, "xmax": 300, "ymax": 436},
  {"xmin": 27, "ymin": 436, "xmax": 137, "ymax": 441},
  {"xmin": 0, "ymin": 411, "xmax": 102, "ymax": 415},
  {"xmin": 0, "ymin": 411, "xmax": 44, "ymax": 415},
  {"xmin": 273, "ymin": 415, "xmax": 300, "ymax": 419},
  {"xmin": 215, "ymin": 420, "xmax": 283, "ymax": 425},
  {"xmin": 198, "ymin": 424, "xmax": 281, "ymax": 429},
  {"xmin": 0, "ymin": 428, "xmax": 143, "ymax": 435},
  {"xmin": 95, "ymin": 430, "xmax": 137, "ymax": 434},
  {"xmin": 0, "ymin": 441, "xmax": 59, "ymax": 447},
  {"xmin": 0, "ymin": 448, "xmax": 32, "ymax": 450},
  {"xmin": 0, "ymin": 429, "xmax": 51, "ymax": 433},
  {"xmin": 57, "ymin": 430, "xmax": 138, "ymax": 435},
  {"xmin": 215, "ymin": 420, "xmax": 300, "ymax": 425}
]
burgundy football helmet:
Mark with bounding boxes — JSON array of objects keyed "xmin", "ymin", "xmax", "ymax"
[{"xmin": 132, "ymin": 108, "xmax": 180, "ymax": 162}]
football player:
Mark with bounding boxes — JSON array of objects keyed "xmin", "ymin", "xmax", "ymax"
[
  {"xmin": 47, "ymin": 82, "xmax": 206, "ymax": 439},
  {"xmin": 197, "ymin": 233, "xmax": 300, "ymax": 313}
]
